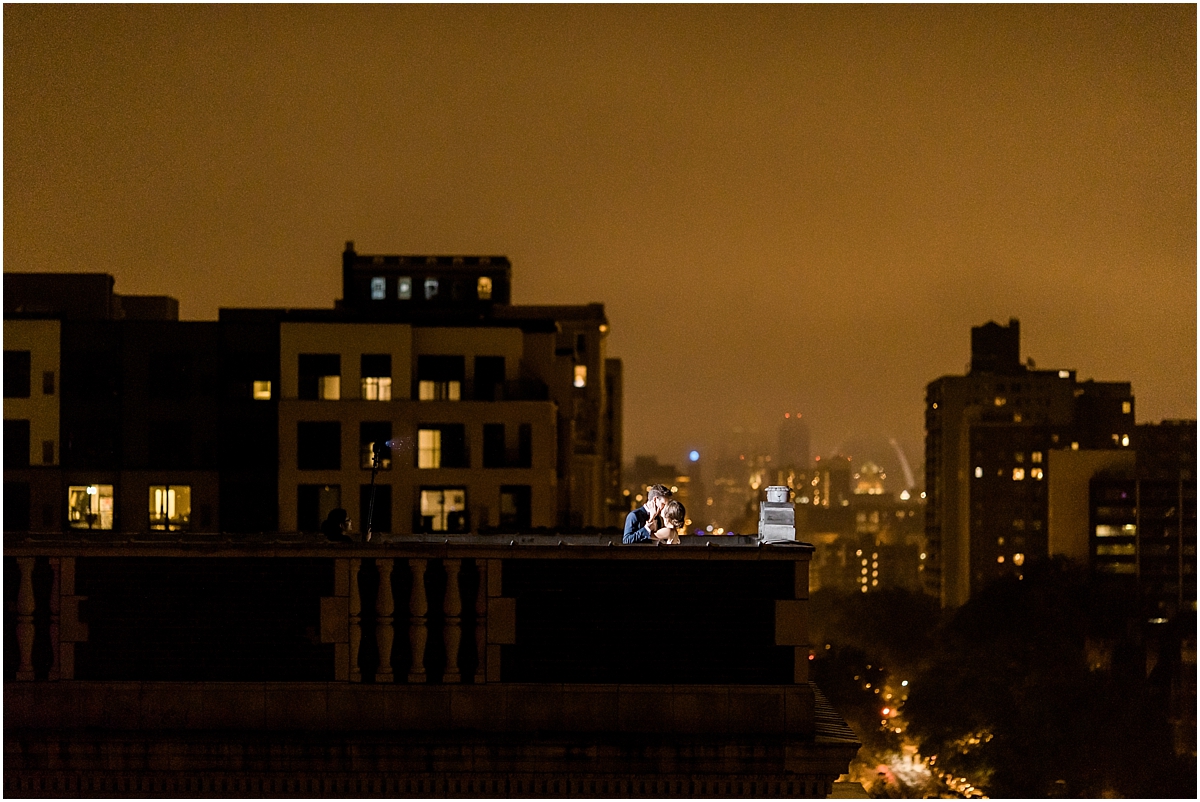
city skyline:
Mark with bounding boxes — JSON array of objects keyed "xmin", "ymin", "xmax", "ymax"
[{"xmin": 5, "ymin": 5, "xmax": 1195, "ymax": 467}]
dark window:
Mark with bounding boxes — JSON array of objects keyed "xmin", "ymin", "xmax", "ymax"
[
  {"xmin": 360, "ymin": 421, "xmax": 392, "ymax": 469},
  {"xmin": 42, "ymin": 371, "xmax": 55, "ymax": 395},
  {"xmin": 297, "ymin": 422, "xmax": 341, "ymax": 470},
  {"xmin": 474, "ymin": 356, "xmax": 505, "ymax": 401},
  {"xmin": 41, "ymin": 441, "xmax": 54, "ymax": 465},
  {"xmin": 4, "ymin": 420, "xmax": 30, "ymax": 468},
  {"xmin": 360, "ymin": 484, "xmax": 392, "ymax": 535},
  {"xmin": 4, "ymin": 351, "xmax": 30, "ymax": 398},
  {"xmin": 483, "ymin": 423, "xmax": 506, "ymax": 468},
  {"xmin": 517, "ymin": 423, "xmax": 533, "ymax": 468},
  {"xmin": 298, "ymin": 484, "xmax": 340, "ymax": 533},
  {"xmin": 5, "ymin": 482, "xmax": 30, "ymax": 531},
  {"xmin": 148, "ymin": 353, "xmax": 192, "ymax": 399},
  {"xmin": 298, "ymin": 354, "xmax": 340, "ymax": 400},
  {"xmin": 148, "ymin": 420, "xmax": 191, "ymax": 469},
  {"xmin": 500, "ymin": 485, "xmax": 532, "ymax": 529}
]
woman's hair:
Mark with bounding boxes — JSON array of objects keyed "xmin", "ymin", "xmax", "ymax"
[{"xmin": 662, "ymin": 500, "xmax": 686, "ymax": 528}]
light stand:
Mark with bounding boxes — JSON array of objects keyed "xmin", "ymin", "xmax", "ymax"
[{"xmin": 366, "ymin": 442, "xmax": 382, "ymax": 542}]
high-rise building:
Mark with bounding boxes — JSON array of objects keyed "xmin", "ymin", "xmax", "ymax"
[
  {"xmin": 924, "ymin": 319, "xmax": 1134, "ymax": 607},
  {"xmin": 1051, "ymin": 420, "xmax": 1197, "ymax": 619},
  {"xmin": 777, "ymin": 413, "xmax": 810, "ymax": 470}
]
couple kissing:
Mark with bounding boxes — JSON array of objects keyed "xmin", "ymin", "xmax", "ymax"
[{"xmin": 622, "ymin": 484, "xmax": 686, "ymax": 545}]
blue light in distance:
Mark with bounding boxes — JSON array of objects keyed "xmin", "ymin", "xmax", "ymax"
[{"xmin": 689, "ymin": 450, "xmax": 700, "ymax": 462}]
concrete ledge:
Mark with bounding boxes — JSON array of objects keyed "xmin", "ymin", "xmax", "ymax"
[
  {"xmin": 4, "ymin": 729, "xmax": 861, "ymax": 798},
  {"xmin": 6, "ymin": 682, "xmax": 817, "ymax": 737}
]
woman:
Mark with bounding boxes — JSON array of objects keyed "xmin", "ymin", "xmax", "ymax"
[{"xmin": 653, "ymin": 500, "xmax": 687, "ymax": 545}]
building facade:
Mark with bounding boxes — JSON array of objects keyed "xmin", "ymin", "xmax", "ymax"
[
  {"xmin": 924, "ymin": 319, "xmax": 1135, "ymax": 607},
  {"xmin": 3, "ymin": 244, "xmax": 622, "ymax": 537}
]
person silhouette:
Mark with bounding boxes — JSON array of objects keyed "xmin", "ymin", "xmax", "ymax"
[{"xmin": 320, "ymin": 508, "xmax": 354, "ymax": 543}]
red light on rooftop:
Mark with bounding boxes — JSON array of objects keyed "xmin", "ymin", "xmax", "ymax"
[{"xmin": 784, "ymin": 413, "xmax": 790, "ymax": 418}]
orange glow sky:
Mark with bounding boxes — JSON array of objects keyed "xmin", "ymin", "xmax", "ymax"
[{"xmin": 5, "ymin": 6, "xmax": 1195, "ymax": 470}]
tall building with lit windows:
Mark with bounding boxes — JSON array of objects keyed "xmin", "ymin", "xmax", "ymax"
[
  {"xmin": 924, "ymin": 319, "xmax": 1135, "ymax": 607},
  {"xmin": 3, "ymin": 243, "xmax": 622, "ymax": 537}
]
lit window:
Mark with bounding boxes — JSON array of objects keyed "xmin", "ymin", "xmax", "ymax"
[
  {"xmin": 477, "ymin": 276, "xmax": 493, "ymax": 300},
  {"xmin": 424, "ymin": 278, "xmax": 439, "ymax": 299},
  {"xmin": 1122, "ymin": 401, "xmax": 1131, "ymax": 414},
  {"xmin": 67, "ymin": 485, "xmax": 114, "ymax": 530},
  {"xmin": 318, "ymin": 375, "xmax": 340, "ymax": 400},
  {"xmin": 418, "ymin": 380, "xmax": 461, "ymax": 401},
  {"xmin": 1120, "ymin": 434, "xmax": 1129, "ymax": 447},
  {"xmin": 397, "ymin": 277, "xmax": 413, "ymax": 300},
  {"xmin": 370, "ymin": 277, "xmax": 386, "ymax": 300},
  {"xmin": 149, "ymin": 485, "xmax": 191, "ymax": 531},
  {"xmin": 998, "ymin": 536, "xmax": 1006, "ymax": 545},
  {"xmin": 1058, "ymin": 370, "xmax": 1070, "ymax": 378},
  {"xmin": 871, "ymin": 580, "xmax": 878, "ymax": 587},
  {"xmin": 931, "ymin": 402, "xmax": 938, "ymax": 409},
  {"xmin": 1015, "ymin": 452, "xmax": 1024, "ymax": 463},
  {"xmin": 417, "ymin": 429, "xmax": 442, "ymax": 469},
  {"xmin": 994, "ymin": 397, "xmax": 1006, "ymax": 407},
  {"xmin": 1098, "ymin": 562, "xmax": 1136, "ymax": 574},
  {"xmin": 871, "ymin": 570, "xmax": 878, "ymax": 577},
  {"xmin": 252, "ymin": 380, "xmax": 272, "ymax": 400},
  {"xmin": 362, "ymin": 377, "xmax": 392, "ymax": 401},
  {"xmin": 573, "ymin": 365, "xmax": 587, "ymax": 388},
  {"xmin": 1013, "ymin": 553, "xmax": 1025, "ymax": 566},
  {"xmin": 1095, "ymin": 524, "xmax": 1137, "ymax": 537},
  {"xmin": 1071, "ymin": 442, "xmax": 1079, "ymax": 450},
  {"xmin": 974, "ymin": 466, "xmax": 983, "ymax": 478},
  {"xmin": 1012, "ymin": 468, "xmax": 1025, "ymax": 480},
  {"xmin": 1031, "ymin": 451, "xmax": 1042, "ymax": 463},
  {"xmin": 997, "ymin": 555, "xmax": 1005, "ymax": 563},
  {"xmin": 1096, "ymin": 543, "xmax": 1136, "ymax": 556},
  {"xmin": 419, "ymin": 487, "xmax": 467, "ymax": 532},
  {"xmin": 1031, "ymin": 468, "xmax": 1044, "ymax": 480}
]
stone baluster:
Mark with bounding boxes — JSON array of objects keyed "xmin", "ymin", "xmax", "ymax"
[
  {"xmin": 474, "ymin": 559, "xmax": 487, "ymax": 682},
  {"xmin": 375, "ymin": 559, "xmax": 395, "ymax": 682},
  {"xmin": 15, "ymin": 558, "xmax": 36, "ymax": 681},
  {"xmin": 443, "ymin": 559, "xmax": 462, "ymax": 683},
  {"xmin": 408, "ymin": 559, "xmax": 428, "ymax": 683},
  {"xmin": 349, "ymin": 558, "xmax": 362, "ymax": 682},
  {"xmin": 48, "ymin": 558, "xmax": 61, "ymax": 680}
]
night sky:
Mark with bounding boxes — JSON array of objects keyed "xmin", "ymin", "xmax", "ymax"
[{"xmin": 5, "ymin": 6, "xmax": 1195, "ymax": 472}]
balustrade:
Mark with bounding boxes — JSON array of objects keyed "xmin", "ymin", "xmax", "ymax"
[
  {"xmin": 407, "ymin": 558, "xmax": 428, "ymax": 683},
  {"xmin": 6, "ymin": 540, "xmax": 811, "ymax": 688}
]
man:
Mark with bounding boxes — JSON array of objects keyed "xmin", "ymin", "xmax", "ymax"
[{"xmin": 623, "ymin": 484, "xmax": 673, "ymax": 544}]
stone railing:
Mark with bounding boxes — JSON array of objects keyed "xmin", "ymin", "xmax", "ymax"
[{"xmin": 4, "ymin": 535, "xmax": 813, "ymax": 688}]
